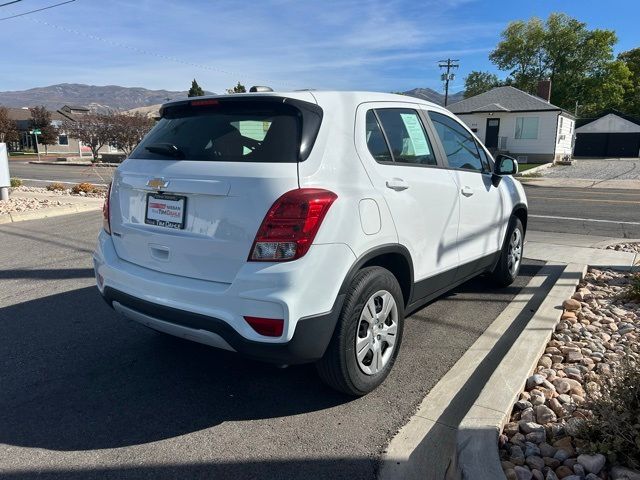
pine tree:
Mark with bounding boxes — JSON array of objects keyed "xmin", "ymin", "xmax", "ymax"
[
  {"xmin": 226, "ymin": 82, "xmax": 247, "ymax": 94},
  {"xmin": 188, "ymin": 79, "xmax": 205, "ymax": 97}
]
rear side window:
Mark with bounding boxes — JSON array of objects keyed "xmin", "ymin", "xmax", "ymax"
[
  {"xmin": 428, "ymin": 111, "xmax": 483, "ymax": 172},
  {"xmin": 365, "ymin": 111, "xmax": 393, "ymax": 163},
  {"xmin": 131, "ymin": 99, "xmax": 321, "ymax": 162},
  {"xmin": 373, "ymin": 109, "xmax": 437, "ymax": 166}
]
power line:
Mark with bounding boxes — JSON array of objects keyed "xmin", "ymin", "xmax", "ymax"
[
  {"xmin": 0, "ymin": 0, "xmax": 25, "ymax": 8},
  {"xmin": 0, "ymin": 0, "xmax": 75, "ymax": 21}
]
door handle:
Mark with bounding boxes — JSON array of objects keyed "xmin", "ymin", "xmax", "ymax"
[
  {"xmin": 386, "ymin": 178, "xmax": 409, "ymax": 191},
  {"xmin": 461, "ymin": 186, "xmax": 474, "ymax": 197}
]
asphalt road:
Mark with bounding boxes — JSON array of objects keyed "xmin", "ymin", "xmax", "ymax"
[
  {"xmin": 0, "ymin": 212, "xmax": 543, "ymax": 480},
  {"xmin": 8, "ymin": 163, "xmax": 640, "ymax": 238},
  {"xmin": 523, "ymin": 184, "xmax": 640, "ymax": 238}
]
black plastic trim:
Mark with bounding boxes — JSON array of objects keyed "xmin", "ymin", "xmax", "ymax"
[{"xmin": 101, "ymin": 287, "xmax": 344, "ymax": 364}]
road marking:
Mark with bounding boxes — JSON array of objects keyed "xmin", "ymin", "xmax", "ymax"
[
  {"xmin": 18, "ymin": 178, "xmax": 108, "ymax": 186},
  {"xmin": 530, "ymin": 214, "xmax": 640, "ymax": 226},
  {"xmin": 528, "ymin": 196, "xmax": 640, "ymax": 205}
]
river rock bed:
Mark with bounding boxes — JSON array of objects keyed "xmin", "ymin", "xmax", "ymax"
[
  {"xmin": 0, "ymin": 196, "xmax": 72, "ymax": 215},
  {"xmin": 13, "ymin": 185, "xmax": 106, "ymax": 198},
  {"xmin": 605, "ymin": 243, "xmax": 640, "ymax": 254},
  {"xmin": 499, "ymin": 267, "xmax": 640, "ymax": 480}
]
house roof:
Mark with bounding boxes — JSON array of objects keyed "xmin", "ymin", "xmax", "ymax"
[
  {"xmin": 447, "ymin": 86, "xmax": 570, "ymax": 116},
  {"xmin": 575, "ymin": 109, "xmax": 640, "ymax": 129},
  {"xmin": 576, "ymin": 111, "xmax": 640, "ymax": 134},
  {"xmin": 61, "ymin": 105, "xmax": 90, "ymax": 112},
  {"xmin": 3, "ymin": 107, "xmax": 68, "ymax": 122}
]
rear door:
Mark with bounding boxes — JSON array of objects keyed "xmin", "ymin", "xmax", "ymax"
[
  {"xmin": 109, "ymin": 96, "xmax": 322, "ymax": 284},
  {"xmin": 356, "ymin": 104, "xmax": 460, "ymax": 300}
]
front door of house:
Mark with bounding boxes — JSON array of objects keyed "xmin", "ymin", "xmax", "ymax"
[{"xmin": 485, "ymin": 118, "xmax": 500, "ymax": 149}]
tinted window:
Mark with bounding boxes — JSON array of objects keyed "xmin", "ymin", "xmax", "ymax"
[
  {"xmin": 131, "ymin": 101, "xmax": 304, "ymax": 162},
  {"xmin": 477, "ymin": 143, "xmax": 492, "ymax": 172},
  {"xmin": 428, "ymin": 111, "xmax": 483, "ymax": 172},
  {"xmin": 375, "ymin": 109, "xmax": 437, "ymax": 166},
  {"xmin": 365, "ymin": 110, "xmax": 392, "ymax": 163}
]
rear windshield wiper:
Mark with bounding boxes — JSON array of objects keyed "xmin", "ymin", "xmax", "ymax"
[{"xmin": 144, "ymin": 143, "xmax": 186, "ymax": 159}]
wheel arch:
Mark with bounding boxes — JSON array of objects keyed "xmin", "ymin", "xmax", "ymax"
[
  {"xmin": 512, "ymin": 203, "xmax": 528, "ymax": 234},
  {"xmin": 339, "ymin": 244, "xmax": 414, "ymax": 307}
]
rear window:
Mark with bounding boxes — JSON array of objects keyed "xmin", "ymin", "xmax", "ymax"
[{"xmin": 130, "ymin": 99, "xmax": 321, "ymax": 162}]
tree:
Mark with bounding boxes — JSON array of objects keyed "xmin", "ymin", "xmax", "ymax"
[
  {"xmin": 0, "ymin": 106, "xmax": 19, "ymax": 143},
  {"xmin": 29, "ymin": 106, "xmax": 59, "ymax": 154},
  {"xmin": 463, "ymin": 71, "xmax": 500, "ymax": 98},
  {"xmin": 188, "ymin": 79, "xmax": 205, "ymax": 97},
  {"xmin": 489, "ymin": 13, "xmax": 620, "ymax": 113},
  {"xmin": 618, "ymin": 48, "xmax": 640, "ymax": 116},
  {"xmin": 62, "ymin": 113, "xmax": 111, "ymax": 162},
  {"xmin": 226, "ymin": 82, "xmax": 246, "ymax": 94},
  {"xmin": 110, "ymin": 112, "xmax": 155, "ymax": 156}
]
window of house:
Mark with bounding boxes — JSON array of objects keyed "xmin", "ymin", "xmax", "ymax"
[
  {"xmin": 57, "ymin": 134, "xmax": 69, "ymax": 145},
  {"xmin": 365, "ymin": 110, "xmax": 393, "ymax": 163},
  {"xmin": 559, "ymin": 117, "xmax": 563, "ymax": 129},
  {"xmin": 374, "ymin": 109, "xmax": 437, "ymax": 166},
  {"xmin": 428, "ymin": 111, "xmax": 483, "ymax": 172},
  {"xmin": 515, "ymin": 117, "xmax": 539, "ymax": 139}
]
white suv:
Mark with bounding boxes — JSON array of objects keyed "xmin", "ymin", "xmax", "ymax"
[{"xmin": 94, "ymin": 90, "xmax": 527, "ymax": 395}]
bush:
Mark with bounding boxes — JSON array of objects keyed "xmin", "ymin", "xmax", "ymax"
[
  {"xmin": 628, "ymin": 274, "xmax": 640, "ymax": 301},
  {"xmin": 576, "ymin": 359, "xmax": 640, "ymax": 469},
  {"xmin": 71, "ymin": 182, "xmax": 99, "ymax": 195},
  {"xmin": 10, "ymin": 178, "xmax": 22, "ymax": 187},
  {"xmin": 46, "ymin": 182, "xmax": 67, "ymax": 191}
]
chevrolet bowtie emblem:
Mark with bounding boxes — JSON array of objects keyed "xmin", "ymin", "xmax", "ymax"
[{"xmin": 147, "ymin": 178, "xmax": 169, "ymax": 189}]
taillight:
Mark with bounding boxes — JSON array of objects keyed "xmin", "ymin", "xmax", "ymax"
[
  {"xmin": 249, "ymin": 188, "xmax": 337, "ymax": 262},
  {"xmin": 102, "ymin": 183, "xmax": 111, "ymax": 234}
]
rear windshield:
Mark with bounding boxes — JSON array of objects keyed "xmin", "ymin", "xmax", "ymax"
[{"xmin": 130, "ymin": 99, "xmax": 319, "ymax": 163}]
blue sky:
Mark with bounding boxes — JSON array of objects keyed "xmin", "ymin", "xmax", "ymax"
[{"xmin": 0, "ymin": 0, "xmax": 638, "ymax": 94}]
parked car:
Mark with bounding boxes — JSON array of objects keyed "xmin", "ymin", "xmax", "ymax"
[{"xmin": 94, "ymin": 90, "xmax": 527, "ymax": 395}]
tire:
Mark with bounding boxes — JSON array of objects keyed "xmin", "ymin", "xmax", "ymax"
[
  {"xmin": 490, "ymin": 216, "xmax": 524, "ymax": 287},
  {"xmin": 316, "ymin": 266, "xmax": 405, "ymax": 396}
]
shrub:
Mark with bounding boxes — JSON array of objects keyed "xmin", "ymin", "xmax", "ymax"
[
  {"xmin": 628, "ymin": 274, "xmax": 640, "ymax": 301},
  {"xmin": 576, "ymin": 358, "xmax": 640, "ymax": 469},
  {"xmin": 71, "ymin": 182, "xmax": 98, "ymax": 194},
  {"xmin": 10, "ymin": 178, "xmax": 22, "ymax": 187},
  {"xmin": 46, "ymin": 182, "xmax": 67, "ymax": 191}
]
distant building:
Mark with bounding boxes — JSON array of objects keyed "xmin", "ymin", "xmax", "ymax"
[
  {"xmin": 447, "ymin": 84, "xmax": 574, "ymax": 163},
  {"xmin": 574, "ymin": 110, "xmax": 640, "ymax": 158}
]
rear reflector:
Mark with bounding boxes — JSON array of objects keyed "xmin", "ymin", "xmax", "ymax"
[
  {"xmin": 249, "ymin": 188, "xmax": 337, "ymax": 262},
  {"xmin": 244, "ymin": 316, "xmax": 284, "ymax": 337}
]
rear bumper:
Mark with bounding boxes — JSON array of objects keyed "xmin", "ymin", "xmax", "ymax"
[
  {"xmin": 101, "ymin": 287, "xmax": 345, "ymax": 364},
  {"xmin": 93, "ymin": 230, "xmax": 355, "ymax": 363}
]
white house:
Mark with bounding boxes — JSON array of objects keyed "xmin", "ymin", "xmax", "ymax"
[{"xmin": 447, "ymin": 86, "xmax": 575, "ymax": 163}]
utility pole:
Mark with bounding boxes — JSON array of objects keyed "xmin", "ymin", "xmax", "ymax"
[{"xmin": 438, "ymin": 59, "xmax": 459, "ymax": 106}]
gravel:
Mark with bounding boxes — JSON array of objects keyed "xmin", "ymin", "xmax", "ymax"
[
  {"xmin": 605, "ymin": 243, "xmax": 640, "ymax": 254},
  {"xmin": 540, "ymin": 159, "xmax": 640, "ymax": 180},
  {"xmin": 0, "ymin": 196, "xmax": 72, "ymax": 215},
  {"xmin": 13, "ymin": 185, "xmax": 107, "ymax": 198},
  {"xmin": 499, "ymin": 267, "xmax": 640, "ymax": 480}
]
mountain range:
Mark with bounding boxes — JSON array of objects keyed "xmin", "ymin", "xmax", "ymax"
[{"xmin": 0, "ymin": 83, "xmax": 464, "ymax": 111}]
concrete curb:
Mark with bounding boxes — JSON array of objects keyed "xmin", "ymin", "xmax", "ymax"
[
  {"xmin": 377, "ymin": 263, "xmax": 568, "ymax": 480},
  {"xmin": 28, "ymin": 161, "xmax": 120, "ymax": 167},
  {"xmin": 517, "ymin": 163, "xmax": 553, "ymax": 177},
  {"xmin": 454, "ymin": 263, "xmax": 587, "ymax": 480},
  {"xmin": 0, "ymin": 204, "xmax": 101, "ymax": 224}
]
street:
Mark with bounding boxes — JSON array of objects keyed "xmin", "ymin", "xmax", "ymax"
[
  {"xmin": 8, "ymin": 163, "xmax": 640, "ymax": 238},
  {"xmin": 0, "ymin": 212, "xmax": 543, "ymax": 480}
]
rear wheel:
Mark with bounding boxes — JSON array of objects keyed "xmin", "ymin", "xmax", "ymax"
[
  {"xmin": 316, "ymin": 266, "xmax": 405, "ymax": 396},
  {"xmin": 490, "ymin": 216, "xmax": 524, "ymax": 287}
]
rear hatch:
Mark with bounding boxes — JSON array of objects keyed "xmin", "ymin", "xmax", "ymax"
[{"xmin": 109, "ymin": 96, "xmax": 323, "ymax": 284}]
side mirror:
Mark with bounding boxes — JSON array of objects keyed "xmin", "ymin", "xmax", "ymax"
[{"xmin": 494, "ymin": 154, "xmax": 518, "ymax": 176}]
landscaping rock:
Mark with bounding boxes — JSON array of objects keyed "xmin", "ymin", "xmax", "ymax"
[
  {"xmin": 515, "ymin": 465, "xmax": 534, "ymax": 480},
  {"xmin": 535, "ymin": 405, "xmax": 557, "ymax": 424},
  {"xmin": 577, "ymin": 454, "xmax": 606, "ymax": 474},
  {"xmin": 563, "ymin": 299, "xmax": 582, "ymax": 311},
  {"xmin": 610, "ymin": 466, "xmax": 640, "ymax": 480}
]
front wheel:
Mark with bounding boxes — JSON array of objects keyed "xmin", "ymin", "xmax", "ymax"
[
  {"xmin": 490, "ymin": 216, "xmax": 524, "ymax": 287},
  {"xmin": 316, "ymin": 266, "xmax": 405, "ymax": 396}
]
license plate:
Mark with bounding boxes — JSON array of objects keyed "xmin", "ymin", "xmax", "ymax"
[{"xmin": 145, "ymin": 193, "xmax": 186, "ymax": 229}]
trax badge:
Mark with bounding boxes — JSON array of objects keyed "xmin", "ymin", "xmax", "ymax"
[{"xmin": 147, "ymin": 178, "xmax": 169, "ymax": 190}]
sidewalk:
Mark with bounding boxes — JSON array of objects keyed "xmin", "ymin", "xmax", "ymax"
[{"xmin": 519, "ymin": 177, "xmax": 640, "ymax": 190}]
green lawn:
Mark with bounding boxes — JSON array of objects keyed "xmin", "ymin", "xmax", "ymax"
[{"xmin": 518, "ymin": 163, "xmax": 546, "ymax": 172}]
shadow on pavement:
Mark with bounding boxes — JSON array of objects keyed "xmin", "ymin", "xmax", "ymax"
[{"xmin": 0, "ymin": 286, "xmax": 351, "ymax": 452}]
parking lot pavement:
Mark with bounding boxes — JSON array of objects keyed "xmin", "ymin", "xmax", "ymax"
[
  {"xmin": 540, "ymin": 158, "xmax": 639, "ymax": 180},
  {"xmin": 0, "ymin": 212, "xmax": 543, "ymax": 480}
]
